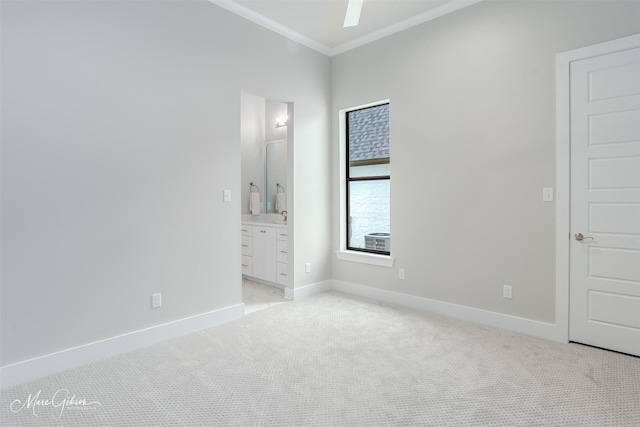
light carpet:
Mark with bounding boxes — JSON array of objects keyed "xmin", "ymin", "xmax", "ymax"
[{"xmin": 1, "ymin": 291, "xmax": 639, "ymax": 426}]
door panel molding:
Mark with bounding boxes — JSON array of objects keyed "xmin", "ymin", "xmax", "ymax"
[{"xmin": 555, "ymin": 33, "xmax": 640, "ymax": 345}]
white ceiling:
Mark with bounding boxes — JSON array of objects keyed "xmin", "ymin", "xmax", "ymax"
[{"xmin": 210, "ymin": 0, "xmax": 483, "ymax": 56}]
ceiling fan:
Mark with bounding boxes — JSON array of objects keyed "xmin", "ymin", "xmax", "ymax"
[{"xmin": 343, "ymin": 0, "xmax": 364, "ymax": 27}]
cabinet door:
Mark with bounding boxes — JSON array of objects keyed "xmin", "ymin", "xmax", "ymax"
[{"xmin": 252, "ymin": 227, "xmax": 276, "ymax": 282}]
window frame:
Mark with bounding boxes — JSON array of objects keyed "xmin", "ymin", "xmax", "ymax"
[{"xmin": 345, "ymin": 103, "xmax": 390, "ymax": 256}]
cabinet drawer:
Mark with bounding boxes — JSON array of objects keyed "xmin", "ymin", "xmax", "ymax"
[
  {"xmin": 241, "ymin": 236, "xmax": 253, "ymax": 256},
  {"xmin": 276, "ymin": 262, "xmax": 288, "ymax": 286},
  {"xmin": 242, "ymin": 255, "xmax": 253, "ymax": 276},
  {"xmin": 276, "ymin": 228, "xmax": 288, "ymax": 241},
  {"xmin": 277, "ymin": 240, "xmax": 287, "ymax": 263},
  {"xmin": 241, "ymin": 225, "xmax": 253, "ymax": 237}
]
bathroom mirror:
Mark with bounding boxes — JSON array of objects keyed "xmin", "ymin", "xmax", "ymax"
[
  {"xmin": 265, "ymin": 139, "xmax": 287, "ymax": 213},
  {"xmin": 240, "ymin": 92, "xmax": 288, "ymax": 215}
]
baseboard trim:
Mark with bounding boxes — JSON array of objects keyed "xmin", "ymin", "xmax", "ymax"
[
  {"xmin": 328, "ymin": 280, "xmax": 562, "ymax": 343},
  {"xmin": 0, "ymin": 303, "xmax": 245, "ymax": 390},
  {"xmin": 284, "ymin": 280, "xmax": 332, "ymax": 301},
  {"xmin": 285, "ymin": 279, "xmax": 561, "ymax": 342}
]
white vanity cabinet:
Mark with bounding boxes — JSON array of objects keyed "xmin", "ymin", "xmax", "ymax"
[
  {"xmin": 241, "ymin": 225, "xmax": 253, "ymax": 276},
  {"xmin": 241, "ymin": 222, "xmax": 286, "ymax": 286},
  {"xmin": 252, "ymin": 226, "xmax": 276, "ymax": 282}
]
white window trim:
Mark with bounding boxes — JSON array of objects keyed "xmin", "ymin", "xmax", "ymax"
[
  {"xmin": 335, "ymin": 250, "xmax": 395, "ymax": 267},
  {"xmin": 337, "ymin": 99, "xmax": 393, "ymax": 267}
]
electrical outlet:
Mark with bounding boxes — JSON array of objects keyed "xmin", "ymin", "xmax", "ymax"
[
  {"xmin": 503, "ymin": 285, "xmax": 512, "ymax": 299},
  {"xmin": 305, "ymin": 262, "xmax": 311, "ymax": 273},
  {"xmin": 223, "ymin": 190, "xmax": 231, "ymax": 202},
  {"xmin": 399, "ymin": 268, "xmax": 405, "ymax": 280},
  {"xmin": 152, "ymin": 293, "xmax": 162, "ymax": 308}
]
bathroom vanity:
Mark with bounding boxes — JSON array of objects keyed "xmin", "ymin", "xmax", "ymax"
[{"xmin": 241, "ymin": 216, "xmax": 288, "ymax": 287}]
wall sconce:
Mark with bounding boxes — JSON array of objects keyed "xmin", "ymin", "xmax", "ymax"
[{"xmin": 275, "ymin": 116, "xmax": 288, "ymax": 128}]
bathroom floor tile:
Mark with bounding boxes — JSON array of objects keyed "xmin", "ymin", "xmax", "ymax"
[{"xmin": 242, "ymin": 279, "xmax": 287, "ymax": 314}]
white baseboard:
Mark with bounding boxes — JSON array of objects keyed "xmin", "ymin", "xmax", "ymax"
[
  {"xmin": 0, "ymin": 303, "xmax": 245, "ymax": 390},
  {"xmin": 328, "ymin": 280, "xmax": 563, "ymax": 343},
  {"xmin": 283, "ymin": 279, "xmax": 561, "ymax": 342},
  {"xmin": 284, "ymin": 280, "xmax": 332, "ymax": 301}
]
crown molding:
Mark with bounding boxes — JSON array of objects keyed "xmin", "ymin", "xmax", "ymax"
[
  {"xmin": 209, "ymin": 0, "xmax": 483, "ymax": 57},
  {"xmin": 209, "ymin": 0, "xmax": 332, "ymax": 56},
  {"xmin": 330, "ymin": 0, "xmax": 484, "ymax": 56}
]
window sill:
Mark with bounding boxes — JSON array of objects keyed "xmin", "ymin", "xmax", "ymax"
[{"xmin": 335, "ymin": 250, "xmax": 395, "ymax": 268}]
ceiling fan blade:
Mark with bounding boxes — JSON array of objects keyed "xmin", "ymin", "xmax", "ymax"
[{"xmin": 343, "ymin": 0, "xmax": 363, "ymax": 28}]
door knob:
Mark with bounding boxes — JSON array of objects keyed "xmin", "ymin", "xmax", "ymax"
[{"xmin": 574, "ymin": 233, "xmax": 594, "ymax": 241}]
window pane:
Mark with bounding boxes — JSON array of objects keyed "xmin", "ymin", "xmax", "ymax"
[
  {"xmin": 348, "ymin": 179, "xmax": 390, "ymax": 252},
  {"xmin": 348, "ymin": 104, "xmax": 389, "ymax": 177}
]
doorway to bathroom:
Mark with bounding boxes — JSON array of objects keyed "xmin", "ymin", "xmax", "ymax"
[{"xmin": 240, "ymin": 90, "xmax": 292, "ymax": 314}]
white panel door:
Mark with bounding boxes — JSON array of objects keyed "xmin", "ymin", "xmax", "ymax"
[{"xmin": 569, "ymin": 46, "xmax": 640, "ymax": 356}]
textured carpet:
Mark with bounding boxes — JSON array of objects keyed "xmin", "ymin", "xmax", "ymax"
[{"xmin": 1, "ymin": 291, "xmax": 639, "ymax": 426}]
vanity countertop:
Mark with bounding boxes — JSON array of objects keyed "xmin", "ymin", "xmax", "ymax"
[
  {"xmin": 242, "ymin": 214, "xmax": 287, "ymax": 229},
  {"xmin": 242, "ymin": 220, "xmax": 287, "ymax": 229}
]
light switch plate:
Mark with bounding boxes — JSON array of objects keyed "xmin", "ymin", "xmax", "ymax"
[
  {"xmin": 223, "ymin": 190, "xmax": 231, "ymax": 202},
  {"xmin": 152, "ymin": 293, "xmax": 162, "ymax": 309},
  {"xmin": 543, "ymin": 188, "xmax": 554, "ymax": 202},
  {"xmin": 503, "ymin": 285, "xmax": 512, "ymax": 299}
]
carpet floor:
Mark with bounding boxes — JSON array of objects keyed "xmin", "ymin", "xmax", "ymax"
[{"xmin": 1, "ymin": 291, "xmax": 639, "ymax": 426}]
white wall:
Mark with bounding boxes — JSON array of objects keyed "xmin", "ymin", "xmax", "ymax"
[
  {"xmin": 331, "ymin": 0, "xmax": 640, "ymax": 324},
  {"xmin": 1, "ymin": 0, "xmax": 331, "ymax": 367}
]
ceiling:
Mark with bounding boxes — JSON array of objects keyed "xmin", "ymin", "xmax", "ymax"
[{"xmin": 210, "ymin": 0, "xmax": 483, "ymax": 56}]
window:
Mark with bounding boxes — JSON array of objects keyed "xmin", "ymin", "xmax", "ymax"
[{"xmin": 346, "ymin": 103, "xmax": 390, "ymax": 255}]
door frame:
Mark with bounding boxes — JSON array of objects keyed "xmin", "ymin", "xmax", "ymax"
[{"xmin": 555, "ymin": 33, "xmax": 640, "ymax": 344}]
